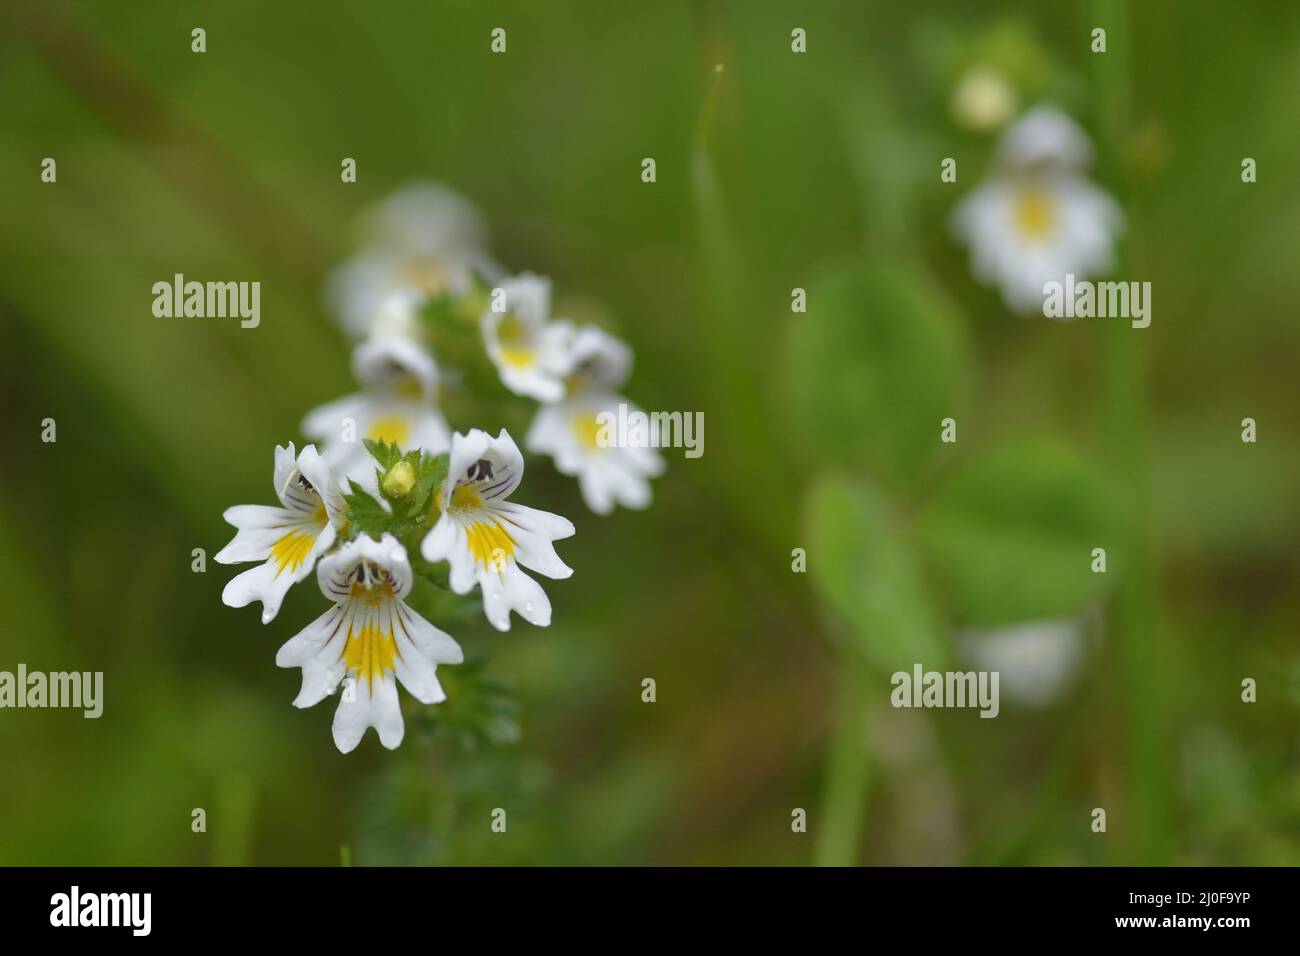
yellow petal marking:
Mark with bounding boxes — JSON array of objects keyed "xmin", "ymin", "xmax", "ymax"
[
  {"xmin": 367, "ymin": 415, "xmax": 411, "ymax": 447},
  {"xmin": 271, "ymin": 530, "xmax": 317, "ymax": 576},
  {"xmin": 465, "ymin": 519, "xmax": 516, "ymax": 571},
  {"xmin": 344, "ymin": 619, "xmax": 397, "ymax": 686}
]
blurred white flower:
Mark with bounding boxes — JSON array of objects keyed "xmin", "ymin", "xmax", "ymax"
[
  {"xmin": 216, "ymin": 444, "xmax": 346, "ymax": 624},
  {"xmin": 275, "ymin": 534, "xmax": 463, "ymax": 753},
  {"xmin": 480, "ymin": 273, "xmax": 573, "ymax": 401},
  {"xmin": 526, "ymin": 326, "xmax": 663, "ymax": 514},
  {"xmin": 421, "ymin": 428, "xmax": 575, "ymax": 631},
  {"xmin": 302, "ymin": 335, "xmax": 450, "ymax": 488},
  {"xmin": 951, "ymin": 66, "xmax": 1016, "ymax": 131},
  {"xmin": 958, "ymin": 617, "xmax": 1087, "ymax": 707},
  {"xmin": 326, "ymin": 182, "xmax": 500, "ymax": 339},
  {"xmin": 952, "ymin": 106, "xmax": 1123, "ymax": 314}
]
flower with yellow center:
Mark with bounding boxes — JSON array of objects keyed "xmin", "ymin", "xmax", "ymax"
[
  {"xmin": 276, "ymin": 534, "xmax": 463, "ymax": 753},
  {"xmin": 325, "ymin": 181, "xmax": 501, "ymax": 340},
  {"xmin": 951, "ymin": 106, "xmax": 1123, "ymax": 314},
  {"xmin": 526, "ymin": 326, "xmax": 663, "ymax": 514},
  {"xmin": 217, "ymin": 443, "xmax": 346, "ymax": 624},
  {"xmin": 480, "ymin": 273, "xmax": 574, "ymax": 402},
  {"xmin": 302, "ymin": 334, "xmax": 450, "ymax": 490},
  {"xmin": 527, "ymin": 395, "xmax": 664, "ymax": 515},
  {"xmin": 421, "ymin": 428, "xmax": 575, "ymax": 631}
]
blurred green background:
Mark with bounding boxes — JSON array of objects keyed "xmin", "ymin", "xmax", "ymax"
[{"xmin": 1, "ymin": 0, "xmax": 1297, "ymax": 866}]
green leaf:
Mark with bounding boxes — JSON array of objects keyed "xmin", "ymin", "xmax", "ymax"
[
  {"xmin": 916, "ymin": 439, "xmax": 1118, "ymax": 627},
  {"xmin": 781, "ymin": 260, "xmax": 967, "ymax": 489},
  {"xmin": 342, "ymin": 481, "xmax": 393, "ymax": 538},
  {"xmin": 409, "ymin": 450, "xmax": 449, "ymax": 515},
  {"xmin": 363, "ymin": 438, "xmax": 402, "ymax": 472},
  {"xmin": 804, "ymin": 474, "xmax": 948, "ymax": 672}
]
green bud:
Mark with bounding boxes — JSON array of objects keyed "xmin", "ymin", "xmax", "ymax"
[{"xmin": 382, "ymin": 460, "xmax": 416, "ymax": 498}]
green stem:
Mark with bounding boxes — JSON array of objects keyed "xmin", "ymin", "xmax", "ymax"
[
  {"xmin": 814, "ymin": 649, "xmax": 873, "ymax": 866},
  {"xmin": 1091, "ymin": 0, "xmax": 1169, "ymax": 864}
]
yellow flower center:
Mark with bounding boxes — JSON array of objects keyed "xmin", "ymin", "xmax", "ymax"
[
  {"xmin": 572, "ymin": 414, "xmax": 604, "ymax": 449},
  {"xmin": 401, "ymin": 257, "xmax": 447, "ymax": 294},
  {"xmin": 1014, "ymin": 188, "xmax": 1056, "ymax": 241},
  {"xmin": 497, "ymin": 314, "xmax": 536, "ymax": 368},
  {"xmin": 367, "ymin": 415, "xmax": 411, "ymax": 447}
]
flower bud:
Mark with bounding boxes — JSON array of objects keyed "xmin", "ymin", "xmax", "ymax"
[{"xmin": 382, "ymin": 460, "xmax": 416, "ymax": 498}]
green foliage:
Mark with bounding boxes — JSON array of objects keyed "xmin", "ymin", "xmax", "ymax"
[
  {"xmin": 804, "ymin": 473, "xmax": 948, "ymax": 672},
  {"xmin": 342, "ymin": 442, "xmax": 449, "ymax": 544},
  {"xmin": 411, "ymin": 658, "xmax": 522, "ymax": 751},
  {"xmin": 916, "ymin": 439, "xmax": 1117, "ymax": 627},
  {"xmin": 782, "ymin": 260, "xmax": 968, "ymax": 489}
]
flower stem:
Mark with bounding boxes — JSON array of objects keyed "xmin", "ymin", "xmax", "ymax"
[
  {"xmin": 1091, "ymin": 0, "xmax": 1170, "ymax": 863},
  {"xmin": 814, "ymin": 648, "xmax": 873, "ymax": 866}
]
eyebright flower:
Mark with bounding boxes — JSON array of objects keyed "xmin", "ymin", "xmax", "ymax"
[
  {"xmin": 275, "ymin": 534, "xmax": 463, "ymax": 753},
  {"xmin": 951, "ymin": 106, "xmax": 1123, "ymax": 314},
  {"xmin": 217, "ymin": 443, "xmax": 346, "ymax": 624},
  {"xmin": 302, "ymin": 335, "xmax": 451, "ymax": 487},
  {"xmin": 421, "ymin": 428, "xmax": 575, "ymax": 631},
  {"xmin": 527, "ymin": 327, "xmax": 663, "ymax": 514},
  {"xmin": 557, "ymin": 325, "xmax": 633, "ymax": 394},
  {"xmin": 480, "ymin": 273, "xmax": 574, "ymax": 402},
  {"xmin": 326, "ymin": 182, "xmax": 500, "ymax": 340}
]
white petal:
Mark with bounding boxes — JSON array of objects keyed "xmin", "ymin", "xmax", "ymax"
[
  {"xmin": 221, "ymin": 559, "xmax": 298, "ymax": 624},
  {"xmin": 330, "ymin": 668, "xmax": 404, "ymax": 753},
  {"xmin": 478, "ymin": 563, "xmax": 551, "ymax": 631},
  {"xmin": 302, "ymin": 395, "xmax": 369, "ymax": 446},
  {"xmin": 331, "ymin": 676, "xmax": 372, "ymax": 754},
  {"xmin": 277, "ymin": 605, "xmax": 350, "ymax": 707},
  {"xmin": 272, "ymin": 443, "xmax": 298, "ymax": 503},
  {"xmin": 391, "ymin": 601, "xmax": 460, "ymax": 704},
  {"xmin": 492, "ymin": 502, "xmax": 574, "ymax": 580}
]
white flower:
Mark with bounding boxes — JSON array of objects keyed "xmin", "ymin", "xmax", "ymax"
[
  {"xmin": 526, "ymin": 393, "xmax": 664, "ymax": 515},
  {"xmin": 527, "ymin": 324, "xmax": 660, "ymax": 514},
  {"xmin": 958, "ymin": 618, "xmax": 1087, "ymax": 708},
  {"xmin": 952, "ymin": 106, "xmax": 1123, "ymax": 314},
  {"xmin": 302, "ymin": 336, "xmax": 450, "ymax": 488},
  {"xmin": 275, "ymin": 534, "xmax": 463, "ymax": 753},
  {"xmin": 557, "ymin": 325, "xmax": 632, "ymax": 393},
  {"xmin": 421, "ymin": 428, "xmax": 575, "ymax": 631},
  {"xmin": 351, "ymin": 330, "xmax": 439, "ymax": 401},
  {"xmin": 996, "ymin": 106, "xmax": 1093, "ymax": 168},
  {"xmin": 480, "ymin": 273, "xmax": 573, "ymax": 401},
  {"xmin": 326, "ymin": 182, "xmax": 500, "ymax": 339},
  {"xmin": 364, "ymin": 288, "xmax": 427, "ymax": 343},
  {"xmin": 217, "ymin": 443, "xmax": 346, "ymax": 624}
]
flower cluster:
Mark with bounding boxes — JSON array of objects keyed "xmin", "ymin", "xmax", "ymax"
[{"xmin": 216, "ymin": 182, "xmax": 662, "ymax": 752}]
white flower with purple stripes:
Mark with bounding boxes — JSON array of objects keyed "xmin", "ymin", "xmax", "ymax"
[
  {"xmin": 276, "ymin": 534, "xmax": 463, "ymax": 753},
  {"xmin": 421, "ymin": 428, "xmax": 575, "ymax": 631}
]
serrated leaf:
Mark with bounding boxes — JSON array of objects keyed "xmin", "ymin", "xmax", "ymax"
[
  {"xmin": 343, "ymin": 481, "xmax": 395, "ymax": 538},
  {"xmin": 804, "ymin": 474, "xmax": 948, "ymax": 672},
  {"xmin": 363, "ymin": 438, "xmax": 402, "ymax": 471},
  {"xmin": 915, "ymin": 439, "xmax": 1118, "ymax": 627}
]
